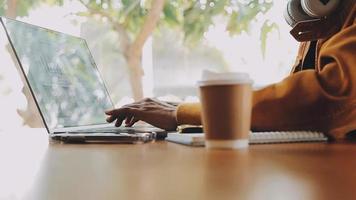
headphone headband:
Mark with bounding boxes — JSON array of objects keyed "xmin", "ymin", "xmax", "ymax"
[
  {"xmin": 285, "ymin": 0, "xmax": 342, "ymax": 41},
  {"xmin": 301, "ymin": 0, "xmax": 340, "ymax": 18},
  {"xmin": 285, "ymin": 0, "xmax": 340, "ymax": 28}
]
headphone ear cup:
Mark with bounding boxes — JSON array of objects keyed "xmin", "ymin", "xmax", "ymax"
[
  {"xmin": 284, "ymin": 0, "xmax": 313, "ymax": 27},
  {"xmin": 301, "ymin": 0, "xmax": 340, "ymax": 18}
]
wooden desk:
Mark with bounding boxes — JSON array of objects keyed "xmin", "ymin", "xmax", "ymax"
[{"xmin": 1, "ymin": 129, "xmax": 356, "ymax": 200}]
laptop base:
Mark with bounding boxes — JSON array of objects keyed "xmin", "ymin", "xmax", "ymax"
[{"xmin": 51, "ymin": 132, "xmax": 156, "ymax": 144}]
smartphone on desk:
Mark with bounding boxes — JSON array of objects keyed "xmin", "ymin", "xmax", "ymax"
[{"xmin": 177, "ymin": 125, "xmax": 203, "ymax": 134}]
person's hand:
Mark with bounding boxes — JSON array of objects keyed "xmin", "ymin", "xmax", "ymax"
[{"xmin": 105, "ymin": 98, "xmax": 178, "ymax": 131}]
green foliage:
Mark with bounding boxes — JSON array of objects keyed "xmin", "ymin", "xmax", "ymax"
[
  {"xmin": 0, "ymin": 0, "xmax": 64, "ymax": 17},
  {"xmin": 161, "ymin": 0, "xmax": 231, "ymax": 44},
  {"xmin": 16, "ymin": 0, "xmax": 40, "ymax": 16},
  {"xmin": 1, "ymin": 0, "xmax": 278, "ymax": 53},
  {"xmin": 0, "ymin": 0, "xmax": 5, "ymax": 15},
  {"xmin": 227, "ymin": 0, "xmax": 273, "ymax": 35},
  {"xmin": 162, "ymin": 2, "xmax": 180, "ymax": 26},
  {"xmin": 77, "ymin": 0, "xmax": 148, "ymax": 37},
  {"xmin": 77, "ymin": 0, "xmax": 275, "ymax": 46},
  {"xmin": 47, "ymin": 0, "xmax": 64, "ymax": 6},
  {"xmin": 260, "ymin": 20, "xmax": 279, "ymax": 58},
  {"xmin": 179, "ymin": 0, "xmax": 273, "ymax": 43}
]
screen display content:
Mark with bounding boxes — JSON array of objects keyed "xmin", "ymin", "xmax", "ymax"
[{"xmin": 2, "ymin": 18, "xmax": 113, "ymax": 129}]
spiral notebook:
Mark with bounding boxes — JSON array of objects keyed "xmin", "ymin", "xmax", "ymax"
[{"xmin": 165, "ymin": 131, "xmax": 328, "ymax": 146}]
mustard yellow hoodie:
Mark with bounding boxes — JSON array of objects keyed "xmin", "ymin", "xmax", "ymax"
[{"xmin": 176, "ymin": 2, "xmax": 356, "ymax": 139}]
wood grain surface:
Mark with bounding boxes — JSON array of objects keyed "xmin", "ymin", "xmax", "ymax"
[{"xmin": 0, "ymin": 129, "xmax": 355, "ymax": 200}]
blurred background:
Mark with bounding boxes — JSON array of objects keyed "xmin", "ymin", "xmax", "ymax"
[{"xmin": 0, "ymin": 0, "xmax": 298, "ymax": 129}]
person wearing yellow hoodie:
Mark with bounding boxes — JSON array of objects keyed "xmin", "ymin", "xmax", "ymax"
[{"xmin": 106, "ymin": 0, "xmax": 356, "ymax": 140}]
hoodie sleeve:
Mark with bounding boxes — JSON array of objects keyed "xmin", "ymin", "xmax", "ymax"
[
  {"xmin": 251, "ymin": 21, "xmax": 356, "ymax": 138},
  {"xmin": 176, "ymin": 18, "xmax": 356, "ymax": 138}
]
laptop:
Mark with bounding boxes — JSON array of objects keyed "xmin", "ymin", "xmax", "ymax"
[{"xmin": 0, "ymin": 17, "xmax": 166, "ymax": 143}]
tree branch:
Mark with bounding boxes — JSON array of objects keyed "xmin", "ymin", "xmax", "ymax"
[
  {"xmin": 129, "ymin": 0, "xmax": 166, "ymax": 58},
  {"xmin": 6, "ymin": 0, "xmax": 18, "ymax": 18},
  {"xmin": 126, "ymin": 0, "xmax": 165, "ymax": 100}
]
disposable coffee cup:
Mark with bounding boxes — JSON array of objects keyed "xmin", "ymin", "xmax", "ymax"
[{"xmin": 198, "ymin": 70, "xmax": 253, "ymax": 149}]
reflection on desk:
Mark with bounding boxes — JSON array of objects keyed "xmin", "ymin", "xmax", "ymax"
[{"xmin": 0, "ymin": 128, "xmax": 356, "ymax": 200}]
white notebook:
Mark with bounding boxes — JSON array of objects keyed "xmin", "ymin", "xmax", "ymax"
[{"xmin": 165, "ymin": 131, "xmax": 328, "ymax": 146}]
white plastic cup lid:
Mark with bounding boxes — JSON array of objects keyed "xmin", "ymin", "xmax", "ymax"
[{"xmin": 197, "ymin": 70, "xmax": 253, "ymax": 86}]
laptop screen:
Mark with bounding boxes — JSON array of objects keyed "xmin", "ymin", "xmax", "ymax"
[{"xmin": 1, "ymin": 18, "xmax": 114, "ymax": 130}]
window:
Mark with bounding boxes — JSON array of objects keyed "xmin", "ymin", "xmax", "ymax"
[{"xmin": 0, "ymin": 0, "xmax": 298, "ymax": 128}]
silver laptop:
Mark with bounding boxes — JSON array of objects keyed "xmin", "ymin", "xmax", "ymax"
[{"xmin": 0, "ymin": 17, "xmax": 165, "ymax": 143}]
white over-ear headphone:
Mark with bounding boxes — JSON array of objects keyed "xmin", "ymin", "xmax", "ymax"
[{"xmin": 284, "ymin": 0, "xmax": 340, "ymax": 27}]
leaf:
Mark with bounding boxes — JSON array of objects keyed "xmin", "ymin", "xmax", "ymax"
[
  {"xmin": 208, "ymin": 0, "xmax": 228, "ymax": 15},
  {"xmin": 76, "ymin": 11, "xmax": 91, "ymax": 17},
  {"xmin": 226, "ymin": 11, "xmax": 240, "ymax": 35},
  {"xmin": 0, "ymin": 0, "xmax": 5, "ymax": 15},
  {"xmin": 260, "ymin": 20, "xmax": 279, "ymax": 59},
  {"xmin": 46, "ymin": 0, "xmax": 65, "ymax": 6},
  {"xmin": 163, "ymin": 2, "xmax": 180, "ymax": 26}
]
